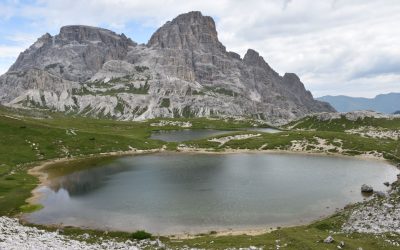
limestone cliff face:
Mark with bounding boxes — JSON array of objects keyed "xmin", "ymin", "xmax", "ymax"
[
  {"xmin": 148, "ymin": 11, "xmax": 224, "ymax": 51},
  {"xmin": 0, "ymin": 11, "xmax": 335, "ymax": 124},
  {"xmin": 8, "ymin": 25, "xmax": 136, "ymax": 82}
]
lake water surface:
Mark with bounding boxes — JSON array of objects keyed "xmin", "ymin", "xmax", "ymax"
[
  {"xmin": 150, "ymin": 129, "xmax": 231, "ymax": 142},
  {"xmin": 26, "ymin": 153, "xmax": 398, "ymax": 234}
]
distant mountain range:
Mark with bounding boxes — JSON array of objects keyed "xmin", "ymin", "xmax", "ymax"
[{"xmin": 317, "ymin": 93, "xmax": 400, "ymax": 114}]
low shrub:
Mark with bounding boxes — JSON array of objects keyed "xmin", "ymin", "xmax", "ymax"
[{"xmin": 130, "ymin": 230, "xmax": 152, "ymax": 240}]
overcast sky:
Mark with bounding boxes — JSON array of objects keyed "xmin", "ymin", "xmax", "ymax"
[{"xmin": 0, "ymin": 0, "xmax": 399, "ymax": 97}]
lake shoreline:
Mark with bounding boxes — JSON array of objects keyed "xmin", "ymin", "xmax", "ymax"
[{"xmin": 22, "ymin": 146, "xmax": 399, "ymax": 238}]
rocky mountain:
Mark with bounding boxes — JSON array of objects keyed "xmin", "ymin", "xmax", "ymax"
[
  {"xmin": 317, "ymin": 93, "xmax": 400, "ymax": 114},
  {"xmin": 0, "ymin": 11, "xmax": 334, "ymax": 124}
]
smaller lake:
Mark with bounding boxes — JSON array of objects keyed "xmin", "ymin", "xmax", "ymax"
[
  {"xmin": 247, "ymin": 128, "xmax": 281, "ymax": 133},
  {"xmin": 150, "ymin": 128, "xmax": 281, "ymax": 142},
  {"xmin": 150, "ymin": 129, "xmax": 232, "ymax": 142},
  {"xmin": 26, "ymin": 153, "xmax": 398, "ymax": 235}
]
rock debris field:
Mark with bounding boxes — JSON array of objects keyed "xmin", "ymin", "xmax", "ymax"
[
  {"xmin": 0, "ymin": 217, "xmax": 266, "ymax": 250},
  {"xmin": 0, "ymin": 217, "xmax": 157, "ymax": 250},
  {"xmin": 342, "ymin": 191, "xmax": 400, "ymax": 234}
]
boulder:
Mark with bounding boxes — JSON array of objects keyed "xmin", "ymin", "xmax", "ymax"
[
  {"xmin": 383, "ymin": 203, "xmax": 394, "ymax": 209},
  {"xmin": 361, "ymin": 184, "xmax": 373, "ymax": 193},
  {"xmin": 323, "ymin": 235, "xmax": 334, "ymax": 243},
  {"xmin": 374, "ymin": 191, "xmax": 386, "ymax": 198}
]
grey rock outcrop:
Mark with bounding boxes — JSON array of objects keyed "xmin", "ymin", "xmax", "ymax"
[
  {"xmin": 323, "ymin": 235, "xmax": 334, "ymax": 243},
  {"xmin": 148, "ymin": 11, "xmax": 224, "ymax": 51},
  {"xmin": 374, "ymin": 191, "xmax": 386, "ymax": 198},
  {"xmin": 8, "ymin": 25, "xmax": 136, "ymax": 83},
  {"xmin": 361, "ymin": 184, "xmax": 374, "ymax": 193},
  {"xmin": 310, "ymin": 110, "xmax": 400, "ymax": 122},
  {"xmin": 0, "ymin": 11, "xmax": 335, "ymax": 124}
]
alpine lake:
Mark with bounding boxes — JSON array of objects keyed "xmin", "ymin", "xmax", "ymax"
[{"xmin": 25, "ymin": 129, "xmax": 399, "ymax": 235}]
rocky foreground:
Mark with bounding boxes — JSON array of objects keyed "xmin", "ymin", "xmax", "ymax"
[
  {"xmin": 342, "ymin": 179, "xmax": 400, "ymax": 235},
  {"xmin": 0, "ymin": 217, "xmax": 267, "ymax": 250},
  {"xmin": 0, "ymin": 217, "xmax": 159, "ymax": 250}
]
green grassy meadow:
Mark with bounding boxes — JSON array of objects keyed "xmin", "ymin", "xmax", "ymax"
[{"xmin": 0, "ymin": 106, "xmax": 399, "ymax": 249}]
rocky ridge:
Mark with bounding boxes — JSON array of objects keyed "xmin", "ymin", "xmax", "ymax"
[
  {"xmin": 0, "ymin": 11, "xmax": 334, "ymax": 125},
  {"xmin": 313, "ymin": 110, "xmax": 400, "ymax": 121},
  {"xmin": 317, "ymin": 93, "xmax": 400, "ymax": 114}
]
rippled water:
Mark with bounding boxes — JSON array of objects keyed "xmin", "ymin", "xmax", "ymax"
[{"xmin": 26, "ymin": 153, "xmax": 398, "ymax": 234}]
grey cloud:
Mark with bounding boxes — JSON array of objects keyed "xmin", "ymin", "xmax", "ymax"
[
  {"xmin": 282, "ymin": 0, "xmax": 292, "ymax": 10},
  {"xmin": 350, "ymin": 57, "xmax": 400, "ymax": 80}
]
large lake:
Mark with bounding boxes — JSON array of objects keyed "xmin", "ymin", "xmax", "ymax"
[{"xmin": 26, "ymin": 153, "xmax": 398, "ymax": 234}]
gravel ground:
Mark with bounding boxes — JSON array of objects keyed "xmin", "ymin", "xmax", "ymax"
[
  {"xmin": 342, "ymin": 184, "xmax": 400, "ymax": 235},
  {"xmin": 208, "ymin": 134, "xmax": 261, "ymax": 146},
  {"xmin": 345, "ymin": 126, "xmax": 400, "ymax": 140},
  {"xmin": 0, "ymin": 217, "xmax": 162, "ymax": 250},
  {"xmin": 0, "ymin": 217, "xmax": 265, "ymax": 250}
]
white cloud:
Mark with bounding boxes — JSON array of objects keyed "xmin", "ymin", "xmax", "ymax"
[
  {"xmin": 0, "ymin": 46, "xmax": 24, "ymax": 58},
  {"xmin": 0, "ymin": 45, "xmax": 27, "ymax": 74},
  {"xmin": 0, "ymin": 0, "xmax": 399, "ymax": 97}
]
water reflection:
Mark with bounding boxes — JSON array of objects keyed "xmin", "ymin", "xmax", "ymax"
[{"xmin": 47, "ymin": 162, "xmax": 132, "ymax": 195}]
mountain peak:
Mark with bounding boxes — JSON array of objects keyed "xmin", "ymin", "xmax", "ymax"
[
  {"xmin": 243, "ymin": 49, "xmax": 260, "ymax": 63},
  {"xmin": 1, "ymin": 11, "xmax": 335, "ymax": 123},
  {"xmin": 243, "ymin": 49, "xmax": 277, "ymax": 75},
  {"xmin": 283, "ymin": 73, "xmax": 300, "ymax": 82},
  {"xmin": 171, "ymin": 11, "xmax": 214, "ymax": 26},
  {"xmin": 58, "ymin": 25, "xmax": 134, "ymax": 44},
  {"xmin": 147, "ymin": 11, "xmax": 225, "ymax": 51},
  {"xmin": 8, "ymin": 25, "xmax": 136, "ymax": 81}
]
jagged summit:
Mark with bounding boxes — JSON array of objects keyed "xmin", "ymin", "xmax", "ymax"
[
  {"xmin": 283, "ymin": 73, "xmax": 301, "ymax": 81},
  {"xmin": 148, "ymin": 11, "xmax": 225, "ymax": 51},
  {"xmin": 243, "ymin": 49, "xmax": 277, "ymax": 75},
  {"xmin": 8, "ymin": 24, "xmax": 136, "ymax": 82},
  {"xmin": 0, "ymin": 11, "xmax": 335, "ymax": 124},
  {"xmin": 58, "ymin": 25, "xmax": 133, "ymax": 43}
]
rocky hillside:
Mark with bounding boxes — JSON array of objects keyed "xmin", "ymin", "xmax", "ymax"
[{"xmin": 0, "ymin": 11, "xmax": 334, "ymax": 124}]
